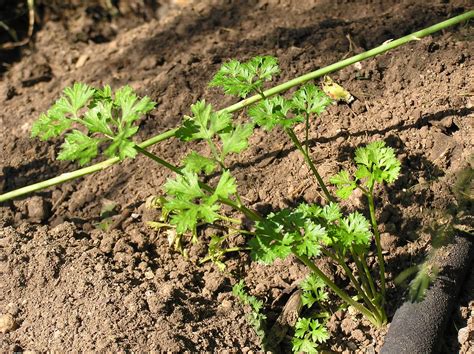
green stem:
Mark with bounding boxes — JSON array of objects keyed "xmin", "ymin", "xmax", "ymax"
[
  {"xmin": 216, "ymin": 214, "xmax": 241, "ymax": 224},
  {"xmin": 304, "ymin": 111, "xmax": 310, "ymax": 156},
  {"xmin": 285, "ymin": 127, "xmax": 334, "ymax": 202},
  {"xmin": 199, "ymin": 246, "xmax": 250, "ymax": 264},
  {"xmin": 359, "ymin": 251, "xmax": 378, "ymax": 301},
  {"xmin": 134, "ymin": 145, "xmax": 182, "ymax": 174},
  {"xmin": 321, "ymin": 248, "xmax": 380, "ymax": 317},
  {"xmin": 1, "ymin": 11, "xmax": 472, "ymax": 202},
  {"xmin": 350, "ymin": 247, "xmax": 375, "ymax": 299},
  {"xmin": 137, "ymin": 146, "xmax": 262, "ymax": 222},
  {"xmin": 295, "ymin": 251, "xmax": 383, "ymax": 327},
  {"xmin": 367, "ymin": 190, "xmax": 386, "ymax": 301}
]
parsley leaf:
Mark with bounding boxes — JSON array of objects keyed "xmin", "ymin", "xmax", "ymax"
[
  {"xmin": 183, "ymin": 151, "xmax": 218, "ymax": 174},
  {"xmin": 57, "ymin": 130, "xmax": 100, "ymax": 166},
  {"xmin": 292, "ymin": 317, "xmax": 329, "ymax": 353},
  {"xmin": 176, "ymin": 100, "xmax": 232, "ymax": 141},
  {"xmin": 31, "ymin": 83, "xmax": 156, "ymax": 165},
  {"xmin": 219, "ymin": 123, "xmax": 254, "ymax": 157},
  {"xmin": 329, "ymin": 170, "xmax": 357, "ymax": 199},
  {"xmin": 291, "ymin": 84, "xmax": 332, "ymax": 115},
  {"xmin": 300, "ymin": 273, "xmax": 328, "ymax": 308},
  {"xmin": 354, "ymin": 141, "xmax": 401, "ymax": 188},
  {"xmin": 248, "ymin": 95, "xmax": 301, "ymax": 130},
  {"xmin": 163, "ymin": 170, "xmax": 237, "ymax": 235},
  {"xmin": 209, "ymin": 56, "xmax": 279, "ymax": 98}
]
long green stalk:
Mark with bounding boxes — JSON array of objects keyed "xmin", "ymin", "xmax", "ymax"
[
  {"xmin": 285, "ymin": 127, "xmax": 334, "ymax": 202},
  {"xmin": 295, "ymin": 252, "xmax": 383, "ymax": 327},
  {"xmin": 0, "ymin": 11, "xmax": 472, "ymax": 203}
]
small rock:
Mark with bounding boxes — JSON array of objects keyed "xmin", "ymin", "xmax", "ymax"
[
  {"xmin": 341, "ymin": 317, "xmax": 357, "ymax": 335},
  {"xmin": 144, "ymin": 271, "xmax": 154, "ymax": 280},
  {"xmin": 352, "ymin": 328, "xmax": 366, "ymax": 342},
  {"xmin": 26, "ymin": 196, "xmax": 49, "ymax": 222},
  {"xmin": 351, "ymin": 100, "xmax": 367, "ymax": 114},
  {"xmin": 0, "ymin": 313, "xmax": 16, "ymax": 333}
]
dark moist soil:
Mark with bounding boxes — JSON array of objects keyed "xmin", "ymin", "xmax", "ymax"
[{"xmin": 0, "ymin": 0, "xmax": 473, "ymax": 352}]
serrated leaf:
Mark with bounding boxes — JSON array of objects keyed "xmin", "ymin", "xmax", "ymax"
[
  {"xmin": 183, "ymin": 151, "xmax": 217, "ymax": 174},
  {"xmin": 213, "ymin": 170, "xmax": 237, "ymax": 199},
  {"xmin": 177, "ymin": 100, "xmax": 232, "ymax": 141},
  {"xmin": 31, "ymin": 111, "xmax": 72, "ymax": 140},
  {"xmin": 57, "ymin": 130, "xmax": 100, "ymax": 165},
  {"xmin": 321, "ymin": 202, "xmax": 342, "ymax": 222},
  {"xmin": 62, "ymin": 82, "xmax": 96, "ymax": 115},
  {"xmin": 339, "ymin": 212, "xmax": 372, "ymax": 248},
  {"xmin": 104, "ymin": 127, "xmax": 139, "ymax": 159},
  {"xmin": 292, "ymin": 83, "xmax": 332, "ymax": 115},
  {"xmin": 248, "ymin": 95, "xmax": 301, "ymax": 130},
  {"xmin": 209, "ymin": 56, "xmax": 279, "ymax": 98},
  {"xmin": 114, "ymin": 85, "xmax": 155, "ymax": 124},
  {"xmin": 82, "ymin": 102, "xmax": 114, "ymax": 136},
  {"xmin": 354, "ymin": 141, "xmax": 401, "ymax": 187},
  {"xmin": 164, "ymin": 170, "xmax": 205, "ymax": 200},
  {"xmin": 329, "ymin": 170, "xmax": 357, "ymax": 200},
  {"xmin": 219, "ymin": 123, "xmax": 254, "ymax": 157}
]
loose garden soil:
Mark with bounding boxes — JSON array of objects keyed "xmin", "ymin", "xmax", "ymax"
[{"xmin": 0, "ymin": 0, "xmax": 473, "ymax": 352}]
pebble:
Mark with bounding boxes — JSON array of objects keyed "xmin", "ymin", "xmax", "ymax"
[
  {"xmin": 26, "ymin": 196, "xmax": 49, "ymax": 222},
  {"xmin": 0, "ymin": 313, "xmax": 16, "ymax": 333},
  {"xmin": 144, "ymin": 270, "xmax": 155, "ymax": 280}
]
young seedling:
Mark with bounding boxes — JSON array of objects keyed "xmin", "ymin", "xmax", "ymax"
[
  {"xmin": 232, "ymin": 280, "xmax": 268, "ymax": 350},
  {"xmin": 330, "ymin": 141, "xmax": 401, "ymax": 300},
  {"xmin": 292, "ymin": 274, "xmax": 330, "ymax": 353},
  {"xmin": 210, "ymin": 56, "xmax": 334, "ymax": 202}
]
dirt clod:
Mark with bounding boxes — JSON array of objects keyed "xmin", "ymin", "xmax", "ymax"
[{"xmin": 0, "ymin": 313, "xmax": 16, "ymax": 334}]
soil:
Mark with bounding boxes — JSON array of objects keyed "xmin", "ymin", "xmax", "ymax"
[{"xmin": 0, "ymin": 0, "xmax": 473, "ymax": 352}]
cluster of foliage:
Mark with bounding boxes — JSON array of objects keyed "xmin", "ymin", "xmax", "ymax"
[{"xmin": 31, "ymin": 55, "xmax": 402, "ymax": 351}]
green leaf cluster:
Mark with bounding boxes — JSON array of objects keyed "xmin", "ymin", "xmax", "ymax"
[
  {"xmin": 250, "ymin": 202, "xmax": 372, "ymax": 264},
  {"xmin": 330, "ymin": 141, "xmax": 401, "ymax": 199},
  {"xmin": 300, "ymin": 273, "xmax": 328, "ymax": 308},
  {"xmin": 177, "ymin": 100, "xmax": 254, "ymax": 169},
  {"xmin": 248, "ymin": 84, "xmax": 331, "ymax": 131},
  {"xmin": 232, "ymin": 280, "xmax": 267, "ymax": 348},
  {"xmin": 163, "ymin": 169, "xmax": 237, "ymax": 236},
  {"xmin": 209, "ymin": 56, "xmax": 279, "ymax": 98},
  {"xmin": 31, "ymin": 83, "xmax": 156, "ymax": 165},
  {"xmin": 292, "ymin": 317, "xmax": 329, "ymax": 353}
]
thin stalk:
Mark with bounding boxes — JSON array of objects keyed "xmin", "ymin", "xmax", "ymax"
[
  {"xmin": 137, "ymin": 146, "xmax": 261, "ymax": 222},
  {"xmin": 321, "ymin": 248, "xmax": 380, "ymax": 316},
  {"xmin": 216, "ymin": 214, "xmax": 241, "ymax": 224},
  {"xmin": 359, "ymin": 252, "xmax": 378, "ymax": 301},
  {"xmin": 134, "ymin": 145, "xmax": 181, "ymax": 174},
  {"xmin": 304, "ymin": 111, "xmax": 310, "ymax": 156},
  {"xmin": 349, "ymin": 248, "xmax": 375, "ymax": 298},
  {"xmin": 295, "ymin": 251, "xmax": 383, "ymax": 327},
  {"xmin": 367, "ymin": 190, "xmax": 386, "ymax": 300},
  {"xmin": 285, "ymin": 127, "xmax": 334, "ymax": 202},
  {"xmin": 199, "ymin": 246, "xmax": 251, "ymax": 264},
  {"xmin": 206, "ymin": 138, "xmax": 225, "ymax": 169},
  {"xmin": 1, "ymin": 11, "xmax": 472, "ymax": 203}
]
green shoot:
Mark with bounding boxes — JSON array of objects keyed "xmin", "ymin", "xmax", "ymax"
[
  {"xmin": 232, "ymin": 280, "xmax": 268, "ymax": 350},
  {"xmin": 292, "ymin": 317, "xmax": 329, "ymax": 353},
  {"xmin": 209, "ymin": 56, "xmax": 279, "ymax": 98},
  {"xmin": 300, "ymin": 273, "xmax": 329, "ymax": 309},
  {"xmin": 330, "ymin": 141, "xmax": 401, "ymax": 300},
  {"xmin": 163, "ymin": 169, "xmax": 237, "ymax": 241},
  {"xmin": 31, "ymin": 83, "xmax": 155, "ymax": 165}
]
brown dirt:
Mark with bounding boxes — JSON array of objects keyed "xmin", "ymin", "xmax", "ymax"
[{"xmin": 0, "ymin": 0, "xmax": 473, "ymax": 352}]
